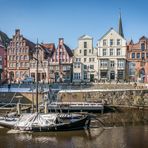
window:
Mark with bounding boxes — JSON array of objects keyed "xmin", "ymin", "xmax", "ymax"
[
  {"xmin": 117, "ymin": 48, "xmax": 121, "ymax": 56},
  {"xmin": 13, "ymin": 63, "xmax": 16, "ymax": 67},
  {"xmin": 78, "ymin": 63, "xmax": 80, "ymax": 68},
  {"xmin": 142, "ymin": 53, "xmax": 145, "ymax": 60},
  {"xmin": 89, "ymin": 58, "xmax": 95, "ymax": 62},
  {"xmin": 84, "ymin": 42, "xmax": 87, "ymax": 48},
  {"xmin": 100, "ymin": 60, "xmax": 108, "ymax": 68},
  {"xmin": 100, "ymin": 71, "xmax": 108, "ymax": 78},
  {"xmin": 103, "ymin": 49, "xmax": 107, "ymax": 56},
  {"xmin": 137, "ymin": 53, "xmax": 140, "ymax": 59},
  {"xmin": 117, "ymin": 70, "xmax": 124, "ymax": 79},
  {"xmin": 117, "ymin": 60, "xmax": 124, "ymax": 68},
  {"xmin": 146, "ymin": 53, "xmax": 148, "ymax": 58},
  {"xmin": 89, "ymin": 49, "xmax": 91, "ymax": 53},
  {"xmin": 90, "ymin": 65, "xmax": 94, "ymax": 69},
  {"xmin": 110, "ymin": 39, "xmax": 113, "ymax": 46},
  {"xmin": 117, "ymin": 39, "xmax": 121, "ymax": 45},
  {"xmin": 49, "ymin": 66, "xmax": 53, "ymax": 70},
  {"xmin": 74, "ymin": 63, "xmax": 80, "ymax": 69},
  {"xmin": 84, "ymin": 65, "xmax": 87, "ymax": 69},
  {"xmin": 24, "ymin": 55, "xmax": 28, "ymax": 60},
  {"xmin": 132, "ymin": 53, "xmax": 135, "ymax": 59},
  {"xmin": 16, "ymin": 42, "xmax": 19, "ymax": 47},
  {"xmin": 141, "ymin": 43, "xmax": 145, "ymax": 51},
  {"xmin": 74, "ymin": 73, "xmax": 80, "ymax": 80},
  {"xmin": 16, "ymin": 63, "xmax": 19, "ymax": 67},
  {"xmin": 16, "ymin": 56, "xmax": 19, "ymax": 60},
  {"xmin": 103, "ymin": 39, "xmax": 107, "ymax": 46},
  {"xmin": 110, "ymin": 49, "xmax": 113, "ymax": 56},
  {"xmin": 84, "ymin": 50, "xmax": 87, "ymax": 56},
  {"xmin": 79, "ymin": 50, "xmax": 81, "ymax": 53},
  {"xmin": 25, "ymin": 63, "xmax": 29, "ymax": 67},
  {"xmin": 76, "ymin": 58, "xmax": 81, "ymax": 62},
  {"xmin": 84, "ymin": 72, "xmax": 87, "ymax": 79},
  {"xmin": 56, "ymin": 66, "xmax": 59, "ymax": 70},
  {"xmin": 110, "ymin": 61, "xmax": 114, "ymax": 67}
]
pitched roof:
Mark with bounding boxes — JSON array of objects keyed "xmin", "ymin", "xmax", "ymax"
[
  {"xmin": 98, "ymin": 27, "xmax": 126, "ymax": 41},
  {"xmin": 79, "ymin": 35, "xmax": 93, "ymax": 40},
  {"xmin": 0, "ymin": 30, "xmax": 10, "ymax": 48},
  {"xmin": 41, "ymin": 43, "xmax": 56, "ymax": 58},
  {"xmin": 23, "ymin": 37, "xmax": 36, "ymax": 49},
  {"xmin": 139, "ymin": 36, "xmax": 148, "ymax": 40},
  {"xmin": 63, "ymin": 43, "xmax": 73, "ymax": 57}
]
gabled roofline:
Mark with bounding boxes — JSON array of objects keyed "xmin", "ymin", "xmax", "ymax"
[
  {"xmin": 98, "ymin": 27, "xmax": 126, "ymax": 42},
  {"xmin": 79, "ymin": 35, "xmax": 93, "ymax": 40}
]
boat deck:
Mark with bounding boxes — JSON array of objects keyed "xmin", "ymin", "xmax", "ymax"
[{"xmin": 46, "ymin": 102, "xmax": 104, "ymax": 113}]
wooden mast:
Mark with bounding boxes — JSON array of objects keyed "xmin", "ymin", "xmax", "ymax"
[{"xmin": 36, "ymin": 40, "xmax": 39, "ymax": 113}]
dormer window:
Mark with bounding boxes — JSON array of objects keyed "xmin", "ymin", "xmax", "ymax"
[{"xmin": 141, "ymin": 43, "xmax": 145, "ymax": 51}]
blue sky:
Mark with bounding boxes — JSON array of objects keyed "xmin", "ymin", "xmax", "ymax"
[{"xmin": 0, "ymin": 0, "xmax": 148, "ymax": 48}]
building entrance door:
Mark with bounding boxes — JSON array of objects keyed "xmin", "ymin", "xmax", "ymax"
[
  {"xmin": 90, "ymin": 74, "xmax": 94, "ymax": 82},
  {"xmin": 110, "ymin": 71, "xmax": 115, "ymax": 80}
]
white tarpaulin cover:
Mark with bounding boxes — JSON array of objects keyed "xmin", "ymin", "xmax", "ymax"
[{"xmin": 15, "ymin": 113, "xmax": 58, "ymax": 130}]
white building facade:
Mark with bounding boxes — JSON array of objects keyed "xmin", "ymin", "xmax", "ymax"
[
  {"xmin": 73, "ymin": 35, "xmax": 98, "ymax": 82},
  {"xmin": 97, "ymin": 28, "xmax": 127, "ymax": 81}
]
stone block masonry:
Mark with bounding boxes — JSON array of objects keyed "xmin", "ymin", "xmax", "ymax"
[{"xmin": 58, "ymin": 89, "xmax": 148, "ymax": 107}]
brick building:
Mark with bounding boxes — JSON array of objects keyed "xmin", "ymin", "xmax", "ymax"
[
  {"xmin": 0, "ymin": 31, "xmax": 9, "ymax": 82},
  {"xmin": 49, "ymin": 38, "xmax": 73, "ymax": 83},
  {"xmin": 7, "ymin": 29, "xmax": 35, "ymax": 82},
  {"xmin": 127, "ymin": 36, "xmax": 148, "ymax": 82},
  {"xmin": 30, "ymin": 43, "xmax": 55, "ymax": 83},
  {"xmin": 0, "ymin": 41, "xmax": 7, "ymax": 81}
]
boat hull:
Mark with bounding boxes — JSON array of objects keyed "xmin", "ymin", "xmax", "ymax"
[
  {"xmin": 0, "ymin": 115, "xmax": 91, "ymax": 132},
  {"xmin": 31, "ymin": 115, "xmax": 90, "ymax": 132}
]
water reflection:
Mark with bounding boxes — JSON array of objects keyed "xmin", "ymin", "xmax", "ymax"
[
  {"xmin": 0, "ymin": 111, "xmax": 148, "ymax": 148},
  {"xmin": 0, "ymin": 126, "xmax": 146, "ymax": 148}
]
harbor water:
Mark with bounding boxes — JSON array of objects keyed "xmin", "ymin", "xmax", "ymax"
[{"xmin": 0, "ymin": 111, "xmax": 148, "ymax": 148}]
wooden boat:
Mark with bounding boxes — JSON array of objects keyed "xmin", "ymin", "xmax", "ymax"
[
  {"xmin": 0, "ymin": 42, "xmax": 91, "ymax": 132},
  {"xmin": 0, "ymin": 113, "xmax": 90, "ymax": 132}
]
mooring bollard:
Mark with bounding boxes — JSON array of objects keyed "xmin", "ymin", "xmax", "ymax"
[
  {"xmin": 44, "ymin": 102, "xmax": 48, "ymax": 114},
  {"xmin": 17, "ymin": 103, "xmax": 21, "ymax": 115}
]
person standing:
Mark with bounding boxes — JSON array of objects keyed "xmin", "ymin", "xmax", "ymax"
[{"xmin": 8, "ymin": 83, "xmax": 11, "ymax": 92}]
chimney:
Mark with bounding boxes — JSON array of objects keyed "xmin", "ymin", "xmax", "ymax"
[
  {"xmin": 15, "ymin": 29, "xmax": 20, "ymax": 35},
  {"xmin": 59, "ymin": 38, "xmax": 64, "ymax": 45}
]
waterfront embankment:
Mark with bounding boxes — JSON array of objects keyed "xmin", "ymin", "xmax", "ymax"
[{"xmin": 0, "ymin": 83, "xmax": 148, "ymax": 110}]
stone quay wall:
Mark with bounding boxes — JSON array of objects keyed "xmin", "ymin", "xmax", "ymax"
[
  {"xmin": 0, "ymin": 92, "xmax": 43, "ymax": 105},
  {"xmin": 58, "ymin": 89, "xmax": 148, "ymax": 107}
]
